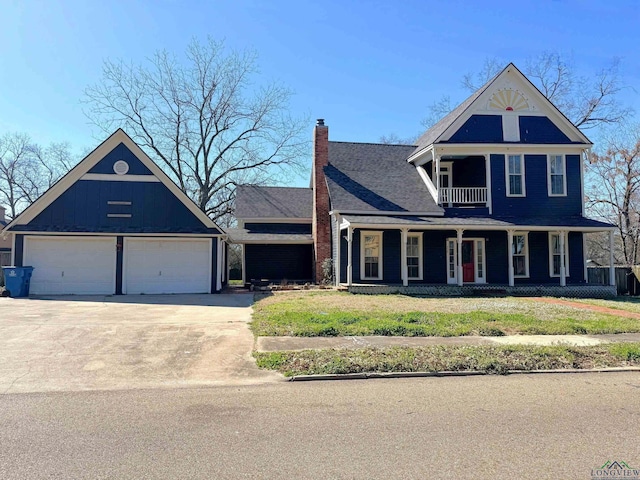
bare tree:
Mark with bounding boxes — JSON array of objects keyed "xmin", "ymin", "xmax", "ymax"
[
  {"xmin": 83, "ymin": 38, "xmax": 308, "ymax": 223},
  {"xmin": 422, "ymin": 52, "xmax": 631, "ymax": 130},
  {"xmin": 586, "ymin": 125, "xmax": 640, "ymax": 266},
  {"xmin": 0, "ymin": 133, "xmax": 75, "ymax": 219},
  {"xmin": 378, "ymin": 133, "xmax": 418, "ymax": 145}
]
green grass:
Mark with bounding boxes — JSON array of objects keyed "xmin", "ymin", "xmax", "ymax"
[
  {"xmin": 228, "ymin": 279, "xmax": 244, "ymax": 286},
  {"xmin": 251, "ymin": 292, "xmax": 640, "ymax": 337},
  {"xmin": 254, "ymin": 343, "xmax": 640, "ymax": 377},
  {"xmin": 569, "ymin": 297, "xmax": 640, "ymax": 314}
]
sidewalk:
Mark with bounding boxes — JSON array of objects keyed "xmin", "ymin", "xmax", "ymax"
[{"xmin": 256, "ymin": 333, "xmax": 640, "ymax": 352}]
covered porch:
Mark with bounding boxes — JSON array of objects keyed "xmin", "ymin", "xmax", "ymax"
[{"xmin": 333, "ymin": 214, "xmax": 617, "ymax": 292}]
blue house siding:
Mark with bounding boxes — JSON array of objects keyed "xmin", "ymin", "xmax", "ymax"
[
  {"xmin": 21, "ymin": 180, "xmax": 220, "ymax": 234},
  {"xmin": 420, "ymin": 230, "xmax": 450, "ymax": 283},
  {"xmin": 87, "ymin": 143, "xmax": 154, "ymax": 175},
  {"xmin": 490, "ymin": 154, "xmax": 582, "ymax": 217},
  {"xmin": 447, "ymin": 115, "xmax": 503, "ymax": 143},
  {"xmin": 115, "ymin": 236, "xmax": 124, "ymax": 295},
  {"xmin": 519, "ymin": 116, "xmax": 572, "ymax": 144},
  {"xmin": 14, "ymin": 234, "xmax": 24, "ymax": 267},
  {"xmin": 245, "ymin": 244, "xmax": 312, "ymax": 282},
  {"xmin": 244, "ymin": 223, "xmax": 311, "ymax": 234}
]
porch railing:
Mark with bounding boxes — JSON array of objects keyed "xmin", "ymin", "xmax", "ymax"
[{"xmin": 439, "ymin": 187, "xmax": 487, "ymax": 205}]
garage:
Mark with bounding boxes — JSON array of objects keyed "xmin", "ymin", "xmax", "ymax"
[
  {"xmin": 23, "ymin": 236, "xmax": 116, "ymax": 295},
  {"xmin": 124, "ymin": 238, "xmax": 211, "ymax": 294}
]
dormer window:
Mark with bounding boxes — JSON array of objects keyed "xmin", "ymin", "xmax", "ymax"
[{"xmin": 506, "ymin": 155, "xmax": 525, "ymax": 197}]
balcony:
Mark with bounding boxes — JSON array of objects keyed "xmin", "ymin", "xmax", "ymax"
[{"xmin": 439, "ymin": 187, "xmax": 487, "ymax": 206}]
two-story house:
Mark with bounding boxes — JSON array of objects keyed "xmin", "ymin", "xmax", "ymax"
[{"xmin": 232, "ymin": 63, "xmax": 616, "ymax": 296}]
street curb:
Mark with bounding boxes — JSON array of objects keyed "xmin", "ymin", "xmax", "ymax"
[{"xmin": 287, "ymin": 367, "xmax": 640, "ymax": 382}]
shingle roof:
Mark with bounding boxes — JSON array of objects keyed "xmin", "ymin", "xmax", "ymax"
[
  {"xmin": 235, "ymin": 186, "xmax": 312, "ymax": 219},
  {"xmin": 342, "ymin": 215, "xmax": 615, "ymax": 229},
  {"xmin": 325, "ymin": 142, "xmax": 444, "ymax": 215}
]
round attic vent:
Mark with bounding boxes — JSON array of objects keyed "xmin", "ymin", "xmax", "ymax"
[{"xmin": 113, "ymin": 160, "xmax": 129, "ymax": 175}]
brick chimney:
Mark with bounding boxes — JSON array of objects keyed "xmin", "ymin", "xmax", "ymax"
[{"xmin": 312, "ymin": 119, "xmax": 331, "ymax": 284}]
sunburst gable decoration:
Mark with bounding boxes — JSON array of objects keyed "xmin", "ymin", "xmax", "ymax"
[{"xmin": 489, "ymin": 89, "xmax": 530, "ymax": 112}]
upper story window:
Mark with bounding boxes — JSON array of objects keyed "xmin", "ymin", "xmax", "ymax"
[
  {"xmin": 548, "ymin": 155, "xmax": 567, "ymax": 196},
  {"xmin": 506, "ymin": 155, "xmax": 525, "ymax": 197},
  {"xmin": 361, "ymin": 231, "xmax": 383, "ymax": 280},
  {"xmin": 406, "ymin": 233, "xmax": 423, "ymax": 280}
]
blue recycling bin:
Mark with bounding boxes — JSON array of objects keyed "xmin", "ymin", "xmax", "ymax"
[{"xmin": 2, "ymin": 266, "xmax": 34, "ymax": 298}]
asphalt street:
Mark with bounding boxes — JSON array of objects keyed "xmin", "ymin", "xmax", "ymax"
[{"xmin": 1, "ymin": 372, "xmax": 639, "ymax": 479}]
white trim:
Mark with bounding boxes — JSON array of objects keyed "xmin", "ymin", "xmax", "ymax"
[
  {"xmin": 80, "ymin": 173, "xmax": 161, "ymax": 183},
  {"xmin": 416, "ymin": 165, "xmax": 438, "ymax": 203},
  {"xmin": 549, "ymin": 232, "xmax": 570, "ymax": 278},
  {"xmin": 10, "ymin": 231, "xmax": 222, "ymax": 238},
  {"xmin": 347, "ymin": 226, "xmax": 353, "ymax": 286},
  {"xmin": 446, "ymin": 236, "xmax": 486, "ymax": 285},
  {"xmin": 341, "ymin": 222, "xmax": 614, "ymax": 233},
  {"xmin": 360, "ymin": 231, "xmax": 383, "ymax": 280},
  {"xmin": 216, "ymin": 238, "xmax": 222, "ymax": 292},
  {"xmin": 334, "ymin": 213, "xmax": 341, "ymax": 287},
  {"xmin": 406, "ymin": 232, "xmax": 423, "ymax": 280},
  {"xmin": 505, "ymin": 154, "xmax": 526, "ymax": 197},
  {"xmin": 4, "ymin": 129, "xmax": 222, "ymax": 233},
  {"xmin": 10, "ymin": 233, "xmax": 15, "ymax": 266},
  {"xmin": 409, "ymin": 143, "xmax": 589, "ymax": 163},
  {"xmin": 547, "ymin": 154, "xmax": 567, "ymax": 197},
  {"xmin": 511, "ymin": 231, "xmax": 530, "ymax": 278},
  {"xmin": 107, "ymin": 201, "xmax": 132, "ymax": 206},
  {"xmin": 485, "ymin": 154, "xmax": 492, "ymax": 214}
]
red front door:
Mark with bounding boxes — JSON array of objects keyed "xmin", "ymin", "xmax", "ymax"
[{"xmin": 462, "ymin": 241, "xmax": 475, "ymax": 283}]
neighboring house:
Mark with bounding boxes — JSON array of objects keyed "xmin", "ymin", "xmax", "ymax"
[
  {"xmin": 0, "ymin": 206, "xmax": 12, "ymax": 286},
  {"xmin": 232, "ymin": 63, "xmax": 617, "ymax": 296},
  {"xmin": 0, "ymin": 129, "xmax": 227, "ymax": 295},
  {"xmin": 229, "ymin": 186, "xmax": 313, "ymax": 284}
]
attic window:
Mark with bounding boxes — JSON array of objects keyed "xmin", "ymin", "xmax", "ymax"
[{"xmin": 113, "ymin": 160, "xmax": 129, "ymax": 175}]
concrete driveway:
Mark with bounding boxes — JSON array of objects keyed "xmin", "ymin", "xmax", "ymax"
[{"xmin": 0, "ymin": 294, "xmax": 281, "ymax": 394}]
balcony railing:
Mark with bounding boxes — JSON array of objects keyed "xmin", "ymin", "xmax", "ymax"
[{"xmin": 439, "ymin": 187, "xmax": 487, "ymax": 205}]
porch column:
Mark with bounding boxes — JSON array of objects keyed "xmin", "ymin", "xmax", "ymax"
[
  {"xmin": 559, "ymin": 231, "xmax": 567, "ymax": 287},
  {"xmin": 335, "ymin": 215, "xmax": 341, "ymax": 286},
  {"xmin": 456, "ymin": 229, "xmax": 464, "ymax": 287},
  {"xmin": 484, "ymin": 153, "xmax": 492, "ymax": 214},
  {"xmin": 435, "ymin": 153, "xmax": 441, "ymax": 204},
  {"xmin": 401, "ymin": 228, "xmax": 408, "ymax": 287},
  {"xmin": 507, "ymin": 230, "xmax": 515, "ymax": 287},
  {"xmin": 347, "ymin": 226, "xmax": 353, "ymax": 287},
  {"xmin": 609, "ymin": 230, "xmax": 615, "ymax": 286}
]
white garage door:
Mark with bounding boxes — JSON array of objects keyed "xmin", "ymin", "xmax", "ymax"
[
  {"xmin": 124, "ymin": 238, "xmax": 211, "ymax": 294},
  {"xmin": 24, "ymin": 236, "xmax": 116, "ymax": 295}
]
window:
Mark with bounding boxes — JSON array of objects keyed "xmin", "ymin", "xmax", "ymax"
[
  {"xmin": 549, "ymin": 233, "xmax": 569, "ymax": 277},
  {"xmin": 447, "ymin": 239, "xmax": 456, "ymax": 283},
  {"xmin": 548, "ymin": 155, "xmax": 566, "ymax": 196},
  {"xmin": 361, "ymin": 232, "xmax": 383, "ymax": 280},
  {"xmin": 506, "ymin": 155, "xmax": 525, "ymax": 196},
  {"xmin": 406, "ymin": 233, "xmax": 422, "ymax": 280},
  {"xmin": 511, "ymin": 233, "xmax": 529, "ymax": 278}
]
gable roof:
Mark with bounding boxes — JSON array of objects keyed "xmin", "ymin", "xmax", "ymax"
[
  {"xmin": 235, "ymin": 185, "xmax": 312, "ymax": 220},
  {"xmin": 409, "ymin": 62, "xmax": 591, "ymax": 161},
  {"xmin": 3, "ymin": 129, "xmax": 222, "ymax": 233},
  {"xmin": 325, "ymin": 142, "xmax": 444, "ymax": 215}
]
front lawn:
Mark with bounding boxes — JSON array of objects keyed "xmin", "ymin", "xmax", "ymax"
[
  {"xmin": 569, "ymin": 297, "xmax": 640, "ymax": 314},
  {"xmin": 251, "ymin": 291, "xmax": 640, "ymax": 337},
  {"xmin": 254, "ymin": 343, "xmax": 640, "ymax": 377}
]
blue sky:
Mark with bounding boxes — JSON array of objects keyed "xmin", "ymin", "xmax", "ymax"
[{"xmin": 2, "ymin": 0, "xmax": 639, "ymax": 158}]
